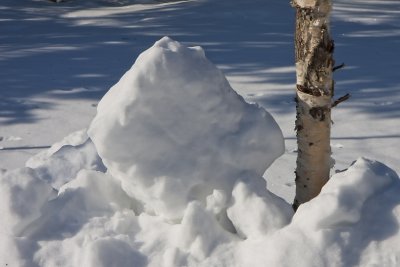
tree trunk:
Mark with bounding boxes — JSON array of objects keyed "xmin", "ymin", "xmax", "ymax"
[{"xmin": 292, "ymin": 0, "xmax": 334, "ymax": 211}]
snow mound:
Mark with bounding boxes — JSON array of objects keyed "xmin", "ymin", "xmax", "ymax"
[
  {"xmin": 294, "ymin": 157, "xmax": 399, "ymax": 230},
  {"xmin": 238, "ymin": 158, "xmax": 400, "ymax": 267},
  {"xmin": 88, "ymin": 36, "xmax": 284, "ymax": 221}
]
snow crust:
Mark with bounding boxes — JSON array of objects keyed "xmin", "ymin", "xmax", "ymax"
[{"xmin": 1, "ymin": 38, "xmax": 400, "ymax": 267}]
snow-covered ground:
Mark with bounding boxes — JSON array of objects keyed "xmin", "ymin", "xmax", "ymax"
[
  {"xmin": 1, "ymin": 0, "xmax": 400, "ymax": 266},
  {"xmin": 1, "ymin": 0, "xmax": 399, "ymax": 190}
]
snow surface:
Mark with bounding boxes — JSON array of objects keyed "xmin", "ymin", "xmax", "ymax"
[
  {"xmin": 1, "ymin": 0, "xmax": 400, "ymax": 265},
  {"xmin": 1, "ymin": 37, "xmax": 400, "ymax": 267},
  {"xmin": 1, "ymin": 0, "xmax": 399, "ymax": 200}
]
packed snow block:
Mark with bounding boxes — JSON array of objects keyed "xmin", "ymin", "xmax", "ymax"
[
  {"xmin": 27, "ymin": 129, "xmax": 89, "ymax": 167},
  {"xmin": 0, "ymin": 167, "xmax": 55, "ymax": 235},
  {"xmin": 27, "ymin": 130, "xmax": 106, "ymax": 190},
  {"xmin": 88, "ymin": 37, "xmax": 284, "ymax": 220},
  {"xmin": 32, "ymin": 140, "xmax": 106, "ymax": 190}
]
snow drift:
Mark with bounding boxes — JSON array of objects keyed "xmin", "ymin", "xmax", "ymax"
[{"xmin": 1, "ymin": 38, "xmax": 400, "ymax": 267}]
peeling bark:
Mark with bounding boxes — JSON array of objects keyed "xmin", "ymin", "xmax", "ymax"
[{"xmin": 292, "ymin": 0, "xmax": 334, "ymax": 211}]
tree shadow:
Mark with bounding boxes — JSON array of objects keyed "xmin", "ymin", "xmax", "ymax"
[
  {"xmin": 331, "ymin": 0, "xmax": 400, "ymax": 119},
  {"xmin": 0, "ymin": 0, "xmax": 295, "ymax": 125},
  {"xmin": 0, "ymin": 0, "xmax": 399, "ymax": 126},
  {"xmin": 0, "ymin": 98, "xmax": 54, "ymax": 125}
]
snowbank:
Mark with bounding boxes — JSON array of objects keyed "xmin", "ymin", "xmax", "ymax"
[{"xmin": 1, "ymin": 38, "xmax": 400, "ymax": 267}]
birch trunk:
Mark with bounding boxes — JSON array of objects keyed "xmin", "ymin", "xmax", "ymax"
[{"xmin": 292, "ymin": 0, "xmax": 334, "ymax": 210}]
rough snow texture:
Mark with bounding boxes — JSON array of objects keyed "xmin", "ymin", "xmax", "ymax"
[
  {"xmin": 0, "ymin": 168, "xmax": 56, "ymax": 236},
  {"xmin": 1, "ymin": 38, "xmax": 400, "ymax": 267},
  {"xmin": 88, "ymin": 37, "xmax": 284, "ymax": 221},
  {"xmin": 26, "ymin": 130, "xmax": 106, "ymax": 189},
  {"xmin": 227, "ymin": 175, "xmax": 292, "ymax": 239},
  {"xmin": 2, "ymin": 157, "xmax": 399, "ymax": 266}
]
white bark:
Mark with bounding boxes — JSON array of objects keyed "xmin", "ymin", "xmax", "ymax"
[
  {"xmin": 293, "ymin": 0, "xmax": 334, "ymax": 210},
  {"xmin": 294, "ymin": 92, "xmax": 331, "ymax": 207},
  {"xmin": 294, "ymin": 0, "xmax": 318, "ymax": 8}
]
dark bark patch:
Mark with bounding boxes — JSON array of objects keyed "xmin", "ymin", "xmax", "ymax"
[
  {"xmin": 295, "ymin": 124, "xmax": 303, "ymax": 131},
  {"xmin": 292, "ymin": 200, "xmax": 300, "ymax": 212},
  {"xmin": 327, "ymin": 39, "xmax": 335, "ymax": 53},
  {"xmin": 309, "ymin": 106, "xmax": 327, "ymax": 121},
  {"xmin": 295, "ymin": 171, "xmax": 299, "ymax": 182},
  {"xmin": 297, "ymin": 84, "xmax": 321, "ymax": 96}
]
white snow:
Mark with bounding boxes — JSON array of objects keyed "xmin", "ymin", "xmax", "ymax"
[
  {"xmin": 88, "ymin": 37, "xmax": 284, "ymax": 221},
  {"xmin": 227, "ymin": 177, "xmax": 292, "ymax": 239},
  {"xmin": 1, "ymin": 0, "xmax": 400, "ymax": 266},
  {"xmin": 0, "ymin": 168, "xmax": 55, "ymax": 236},
  {"xmin": 1, "ymin": 37, "xmax": 400, "ymax": 267},
  {"xmin": 26, "ymin": 130, "xmax": 105, "ymax": 189}
]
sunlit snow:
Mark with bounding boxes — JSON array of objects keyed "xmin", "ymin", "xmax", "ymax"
[{"xmin": 1, "ymin": 0, "xmax": 400, "ymax": 266}]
